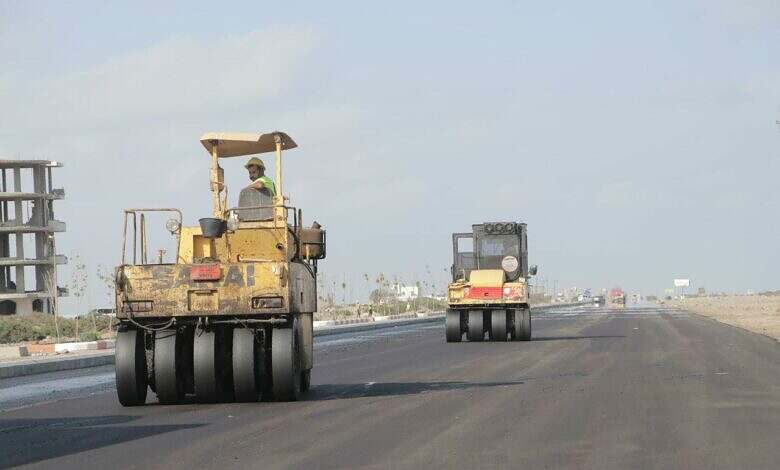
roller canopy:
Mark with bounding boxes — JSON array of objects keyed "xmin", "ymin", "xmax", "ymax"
[{"xmin": 200, "ymin": 132, "xmax": 297, "ymax": 158}]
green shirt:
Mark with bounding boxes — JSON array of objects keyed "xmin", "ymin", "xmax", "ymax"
[{"xmin": 253, "ymin": 176, "xmax": 276, "ymax": 196}]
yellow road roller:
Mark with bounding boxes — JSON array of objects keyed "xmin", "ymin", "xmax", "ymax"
[
  {"xmin": 114, "ymin": 131, "xmax": 325, "ymax": 405},
  {"xmin": 446, "ymin": 222, "xmax": 537, "ymax": 342}
]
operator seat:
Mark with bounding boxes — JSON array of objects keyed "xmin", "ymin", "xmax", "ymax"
[{"xmin": 236, "ymin": 187, "xmax": 273, "ymax": 221}]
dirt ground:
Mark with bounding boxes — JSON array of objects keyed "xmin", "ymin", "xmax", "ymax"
[{"xmin": 671, "ymin": 295, "xmax": 780, "ymax": 341}]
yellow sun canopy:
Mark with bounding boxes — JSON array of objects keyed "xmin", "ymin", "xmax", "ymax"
[{"xmin": 199, "ymin": 132, "xmax": 297, "ymax": 158}]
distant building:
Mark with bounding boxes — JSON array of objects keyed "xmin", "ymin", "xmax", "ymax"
[
  {"xmin": 393, "ymin": 284, "xmax": 419, "ymax": 301},
  {"xmin": 0, "ymin": 160, "xmax": 67, "ymax": 315}
]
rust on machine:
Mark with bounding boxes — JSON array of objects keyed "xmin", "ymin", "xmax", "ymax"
[
  {"xmin": 445, "ymin": 221, "xmax": 537, "ymax": 343},
  {"xmin": 113, "ymin": 130, "xmax": 326, "ymax": 406}
]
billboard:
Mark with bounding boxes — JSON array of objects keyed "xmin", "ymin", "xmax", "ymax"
[{"xmin": 674, "ymin": 279, "xmax": 690, "ymax": 287}]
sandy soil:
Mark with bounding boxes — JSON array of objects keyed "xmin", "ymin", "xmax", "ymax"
[{"xmin": 671, "ymin": 295, "xmax": 780, "ymax": 341}]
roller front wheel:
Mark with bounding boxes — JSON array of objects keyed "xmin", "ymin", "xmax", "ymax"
[
  {"xmin": 233, "ymin": 328, "xmax": 263, "ymax": 402},
  {"xmin": 513, "ymin": 308, "xmax": 532, "ymax": 341},
  {"xmin": 490, "ymin": 310, "xmax": 508, "ymax": 341},
  {"xmin": 193, "ymin": 326, "xmax": 231, "ymax": 403},
  {"xmin": 445, "ymin": 310, "xmax": 462, "ymax": 342},
  {"xmin": 272, "ymin": 320, "xmax": 301, "ymax": 401},
  {"xmin": 116, "ymin": 328, "xmax": 148, "ymax": 406},
  {"xmin": 154, "ymin": 329, "xmax": 184, "ymax": 404},
  {"xmin": 467, "ymin": 310, "xmax": 484, "ymax": 342}
]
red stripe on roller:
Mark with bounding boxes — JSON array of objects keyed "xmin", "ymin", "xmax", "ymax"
[{"xmin": 466, "ymin": 287, "xmax": 503, "ymax": 299}]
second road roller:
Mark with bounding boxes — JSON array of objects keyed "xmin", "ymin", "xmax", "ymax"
[{"xmin": 446, "ymin": 222, "xmax": 537, "ymax": 342}]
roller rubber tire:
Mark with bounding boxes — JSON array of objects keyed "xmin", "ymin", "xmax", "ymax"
[
  {"xmin": 467, "ymin": 310, "xmax": 484, "ymax": 342},
  {"xmin": 115, "ymin": 329, "xmax": 148, "ymax": 406},
  {"xmin": 272, "ymin": 320, "xmax": 301, "ymax": 401},
  {"xmin": 490, "ymin": 310, "xmax": 508, "ymax": 341},
  {"xmin": 154, "ymin": 329, "xmax": 184, "ymax": 404},
  {"xmin": 300, "ymin": 369, "xmax": 311, "ymax": 393},
  {"xmin": 445, "ymin": 310, "xmax": 462, "ymax": 342},
  {"xmin": 513, "ymin": 308, "xmax": 532, "ymax": 341},
  {"xmin": 193, "ymin": 327, "xmax": 221, "ymax": 403},
  {"xmin": 233, "ymin": 328, "xmax": 262, "ymax": 402}
]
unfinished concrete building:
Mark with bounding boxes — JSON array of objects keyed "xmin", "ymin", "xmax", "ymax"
[{"xmin": 0, "ymin": 160, "xmax": 67, "ymax": 315}]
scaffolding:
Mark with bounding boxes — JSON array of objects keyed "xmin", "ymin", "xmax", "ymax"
[{"xmin": 0, "ymin": 160, "xmax": 67, "ymax": 315}]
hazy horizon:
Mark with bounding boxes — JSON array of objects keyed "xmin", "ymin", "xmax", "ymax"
[{"xmin": 1, "ymin": 1, "xmax": 778, "ymax": 314}]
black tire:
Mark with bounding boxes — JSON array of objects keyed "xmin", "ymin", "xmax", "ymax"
[
  {"xmin": 445, "ymin": 309, "xmax": 462, "ymax": 342},
  {"xmin": 233, "ymin": 328, "xmax": 262, "ymax": 402},
  {"xmin": 490, "ymin": 310, "xmax": 508, "ymax": 341},
  {"xmin": 467, "ymin": 310, "xmax": 484, "ymax": 342},
  {"xmin": 300, "ymin": 369, "xmax": 311, "ymax": 393},
  {"xmin": 272, "ymin": 319, "xmax": 301, "ymax": 401},
  {"xmin": 154, "ymin": 329, "xmax": 184, "ymax": 404},
  {"xmin": 193, "ymin": 326, "xmax": 221, "ymax": 403},
  {"xmin": 513, "ymin": 308, "xmax": 532, "ymax": 341},
  {"xmin": 116, "ymin": 328, "xmax": 148, "ymax": 406}
]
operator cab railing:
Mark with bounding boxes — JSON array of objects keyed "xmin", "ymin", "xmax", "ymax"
[{"xmin": 121, "ymin": 208, "xmax": 182, "ymax": 265}]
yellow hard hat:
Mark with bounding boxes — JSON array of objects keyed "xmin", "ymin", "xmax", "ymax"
[{"xmin": 244, "ymin": 157, "xmax": 265, "ymax": 169}]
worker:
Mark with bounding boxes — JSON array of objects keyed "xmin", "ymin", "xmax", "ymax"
[{"xmin": 245, "ymin": 157, "xmax": 276, "ymax": 196}]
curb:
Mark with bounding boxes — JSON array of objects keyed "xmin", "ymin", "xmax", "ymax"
[
  {"xmin": 0, "ymin": 351, "xmax": 115, "ymax": 380},
  {"xmin": 312, "ymin": 312, "xmax": 427, "ymax": 328},
  {"xmin": 534, "ymin": 301, "xmax": 591, "ymax": 310},
  {"xmin": 0, "ymin": 314, "xmax": 444, "ymax": 380},
  {"xmin": 314, "ymin": 314, "xmax": 443, "ymax": 337},
  {"xmin": 6, "ymin": 339, "xmax": 117, "ymax": 357},
  {"xmin": 54, "ymin": 339, "xmax": 115, "ymax": 354},
  {"xmin": 0, "ymin": 345, "xmax": 30, "ymax": 360}
]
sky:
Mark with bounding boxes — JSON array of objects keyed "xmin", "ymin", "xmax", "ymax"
[{"xmin": 0, "ymin": 1, "xmax": 778, "ymax": 314}]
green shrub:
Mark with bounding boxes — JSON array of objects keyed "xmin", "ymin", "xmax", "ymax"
[
  {"xmin": 0, "ymin": 317, "xmax": 41, "ymax": 343},
  {"xmin": 0, "ymin": 312, "xmax": 114, "ymax": 344},
  {"xmin": 79, "ymin": 331, "xmax": 101, "ymax": 342}
]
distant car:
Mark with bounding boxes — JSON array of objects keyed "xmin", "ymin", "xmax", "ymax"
[{"xmin": 593, "ymin": 295, "xmax": 606, "ymax": 306}]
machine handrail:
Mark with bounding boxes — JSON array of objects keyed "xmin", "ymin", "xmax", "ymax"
[{"xmin": 121, "ymin": 208, "xmax": 183, "ymax": 265}]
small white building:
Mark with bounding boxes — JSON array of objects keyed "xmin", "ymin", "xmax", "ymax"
[{"xmin": 393, "ymin": 284, "xmax": 419, "ymax": 301}]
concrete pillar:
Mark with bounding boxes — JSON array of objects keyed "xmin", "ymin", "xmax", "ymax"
[
  {"xmin": 33, "ymin": 167, "xmax": 47, "ymax": 295},
  {"xmin": 13, "ymin": 168, "xmax": 24, "ymax": 293}
]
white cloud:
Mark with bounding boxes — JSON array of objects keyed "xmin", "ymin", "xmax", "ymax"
[
  {"xmin": 0, "ymin": 26, "xmax": 319, "ymax": 132},
  {"xmin": 701, "ymin": 0, "xmax": 780, "ymax": 29},
  {"xmin": 594, "ymin": 180, "xmax": 650, "ymax": 209},
  {"xmin": 0, "ymin": 25, "xmax": 328, "ymax": 315}
]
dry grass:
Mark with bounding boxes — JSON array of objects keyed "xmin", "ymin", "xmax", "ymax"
[{"xmin": 671, "ymin": 295, "xmax": 780, "ymax": 341}]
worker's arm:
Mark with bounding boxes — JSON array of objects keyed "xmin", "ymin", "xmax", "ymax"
[{"xmin": 249, "ymin": 177, "xmax": 276, "ymax": 195}]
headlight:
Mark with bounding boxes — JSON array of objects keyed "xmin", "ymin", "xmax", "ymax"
[
  {"xmin": 226, "ymin": 216, "xmax": 240, "ymax": 231},
  {"xmin": 502, "ymin": 285, "xmax": 525, "ymax": 299},
  {"xmin": 165, "ymin": 218, "xmax": 181, "ymax": 234}
]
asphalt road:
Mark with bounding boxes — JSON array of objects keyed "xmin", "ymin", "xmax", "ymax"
[{"xmin": 1, "ymin": 304, "xmax": 779, "ymax": 469}]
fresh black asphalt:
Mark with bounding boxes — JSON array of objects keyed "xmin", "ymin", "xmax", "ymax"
[{"xmin": 1, "ymin": 304, "xmax": 779, "ymax": 469}]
